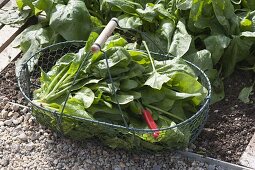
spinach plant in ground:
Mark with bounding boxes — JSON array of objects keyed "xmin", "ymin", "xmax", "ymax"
[
  {"xmin": 32, "ymin": 33, "xmax": 208, "ymax": 150},
  {"xmin": 6, "ymin": 0, "xmax": 255, "ymax": 103}
]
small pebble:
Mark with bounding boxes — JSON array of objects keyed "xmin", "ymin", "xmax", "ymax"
[
  {"xmin": 5, "ymin": 72, "xmax": 10, "ymax": 78},
  {"xmin": 12, "ymin": 104, "xmax": 19, "ymax": 112},
  {"xmin": 0, "ymin": 158, "xmax": 9, "ymax": 167},
  {"xmin": 22, "ymin": 107, "xmax": 28, "ymax": 113},
  {"xmin": 25, "ymin": 143, "xmax": 35, "ymax": 151},
  {"xmin": 208, "ymin": 164, "xmax": 216, "ymax": 170},
  {"xmin": 4, "ymin": 119, "xmax": 13, "ymax": 126},
  {"xmin": 11, "ymin": 144, "xmax": 20, "ymax": 153},
  {"xmin": 1, "ymin": 109, "xmax": 8, "ymax": 119},
  {"xmin": 53, "ymin": 159, "xmax": 59, "ymax": 165},
  {"xmin": 17, "ymin": 133, "xmax": 28, "ymax": 141}
]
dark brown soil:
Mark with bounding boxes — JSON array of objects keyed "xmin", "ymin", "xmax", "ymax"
[
  {"xmin": 0, "ymin": 62, "xmax": 26, "ymax": 105},
  {"xmin": 0, "ymin": 59, "xmax": 254, "ymax": 164},
  {"xmin": 194, "ymin": 70, "xmax": 255, "ymax": 163}
]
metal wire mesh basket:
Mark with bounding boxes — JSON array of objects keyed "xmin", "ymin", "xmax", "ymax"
[{"xmin": 16, "ymin": 39, "xmax": 211, "ymax": 150}]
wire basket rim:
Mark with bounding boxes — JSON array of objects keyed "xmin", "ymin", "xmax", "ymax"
[{"xmin": 17, "ymin": 41, "xmax": 212, "ymax": 133}]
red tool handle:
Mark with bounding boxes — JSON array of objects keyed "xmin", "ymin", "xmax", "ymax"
[{"xmin": 142, "ymin": 109, "xmax": 160, "ymax": 139}]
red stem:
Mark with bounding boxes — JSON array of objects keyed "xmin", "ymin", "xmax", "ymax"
[{"xmin": 142, "ymin": 109, "xmax": 160, "ymax": 139}]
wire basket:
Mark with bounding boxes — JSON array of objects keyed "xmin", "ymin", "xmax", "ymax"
[{"xmin": 17, "ymin": 40, "xmax": 211, "ymax": 151}]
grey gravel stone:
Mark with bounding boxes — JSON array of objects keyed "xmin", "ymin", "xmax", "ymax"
[
  {"xmin": 12, "ymin": 104, "xmax": 19, "ymax": 112},
  {"xmin": 17, "ymin": 133, "xmax": 28, "ymax": 141},
  {"xmin": 4, "ymin": 119, "xmax": 12, "ymax": 126},
  {"xmin": 0, "ymin": 158, "xmax": 9, "ymax": 167},
  {"xmin": 0, "ymin": 110, "xmax": 8, "ymax": 119},
  {"xmin": 25, "ymin": 143, "xmax": 35, "ymax": 151},
  {"xmin": 208, "ymin": 164, "xmax": 216, "ymax": 170},
  {"xmin": 0, "ymin": 101, "xmax": 228, "ymax": 170},
  {"xmin": 21, "ymin": 107, "xmax": 28, "ymax": 113},
  {"xmin": 11, "ymin": 143, "xmax": 20, "ymax": 153},
  {"xmin": 12, "ymin": 116, "xmax": 23, "ymax": 125}
]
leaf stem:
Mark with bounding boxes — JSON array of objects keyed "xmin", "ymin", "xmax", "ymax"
[
  {"xmin": 142, "ymin": 41, "xmax": 156, "ymax": 72},
  {"xmin": 45, "ymin": 86, "xmax": 70, "ymax": 102},
  {"xmin": 46, "ymin": 66, "xmax": 68, "ymax": 95}
]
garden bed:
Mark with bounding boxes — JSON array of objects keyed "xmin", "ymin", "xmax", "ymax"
[{"xmin": 194, "ymin": 70, "xmax": 255, "ymax": 163}]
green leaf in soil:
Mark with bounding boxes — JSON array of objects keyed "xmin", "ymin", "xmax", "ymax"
[
  {"xmin": 32, "ymin": 0, "xmax": 53, "ymax": 14},
  {"xmin": 211, "ymin": 76, "xmax": 225, "ymax": 104},
  {"xmin": 188, "ymin": 0, "xmax": 225, "ymax": 34},
  {"xmin": 238, "ymin": 82, "xmax": 254, "ymax": 103}
]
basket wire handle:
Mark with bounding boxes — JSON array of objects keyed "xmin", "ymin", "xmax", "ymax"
[
  {"xmin": 91, "ymin": 18, "xmax": 129, "ymax": 128},
  {"xmin": 102, "ymin": 51, "xmax": 129, "ymax": 128},
  {"xmin": 91, "ymin": 18, "xmax": 118, "ymax": 53},
  {"xmin": 90, "ymin": 18, "xmax": 169, "ymax": 130}
]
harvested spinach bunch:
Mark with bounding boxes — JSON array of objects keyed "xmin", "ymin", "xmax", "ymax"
[{"xmin": 33, "ymin": 33, "xmax": 208, "ymax": 150}]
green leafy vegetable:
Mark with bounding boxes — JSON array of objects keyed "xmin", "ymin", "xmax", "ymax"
[
  {"xmin": 238, "ymin": 82, "xmax": 254, "ymax": 103},
  {"xmin": 32, "ymin": 34, "xmax": 208, "ymax": 150},
  {"xmin": 49, "ymin": 0, "xmax": 93, "ymax": 40}
]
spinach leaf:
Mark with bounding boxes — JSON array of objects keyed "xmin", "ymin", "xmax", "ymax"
[
  {"xmin": 204, "ymin": 35, "xmax": 231, "ymax": 65},
  {"xmin": 74, "ymin": 87, "xmax": 95, "ymax": 108},
  {"xmin": 222, "ymin": 36, "xmax": 253, "ymax": 77},
  {"xmin": 212, "ymin": 0, "xmax": 240, "ymax": 35},
  {"xmin": 61, "ymin": 97, "xmax": 93, "ymax": 119},
  {"xmin": 118, "ymin": 14, "xmax": 143, "ymax": 29},
  {"xmin": 168, "ymin": 19, "xmax": 192, "ymax": 57},
  {"xmin": 102, "ymin": 0, "xmax": 143, "ymax": 15},
  {"xmin": 136, "ymin": 3, "xmax": 157, "ymax": 22},
  {"xmin": 143, "ymin": 41, "xmax": 170, "ymax": 90},
  {"xmin": 49, "ymin": 0, "xmax": 93, "ymax": 40},
  {"xmin": 184, "ymin": 49, "xmax": 213, "ymax": 71}
]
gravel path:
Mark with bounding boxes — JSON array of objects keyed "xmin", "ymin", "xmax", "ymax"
[{"xmin": 0, "ymin": 96, "xmax": 226, "ymax": 170}]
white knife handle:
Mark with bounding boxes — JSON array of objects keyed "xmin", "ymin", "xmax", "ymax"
[{"xmin": 91, "ymin": 18, "xmax": 118, "ymax": 53}]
